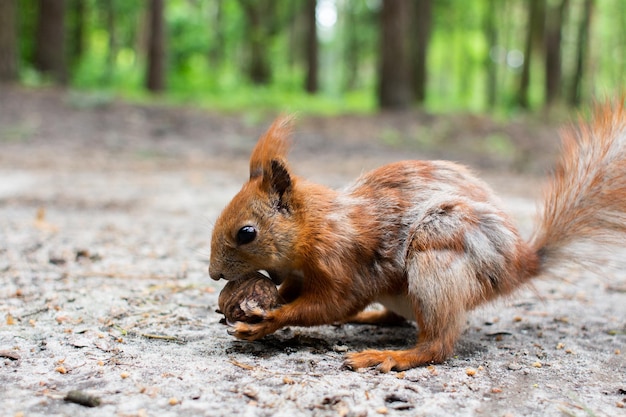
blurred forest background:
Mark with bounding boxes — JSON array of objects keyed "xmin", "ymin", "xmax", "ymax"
[{"xmin": 0, "ymin": 0, "xmax": 624, "ymax": 115}]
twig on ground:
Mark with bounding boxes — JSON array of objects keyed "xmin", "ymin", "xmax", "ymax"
[{"xmin": 141, "ymin": 333, "xmax": 181, "ymax": 342}]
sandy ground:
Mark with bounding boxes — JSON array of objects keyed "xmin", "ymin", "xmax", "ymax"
[{"xmin": 1, "ymin": 87, "xmax": 625, "ymax": 417}]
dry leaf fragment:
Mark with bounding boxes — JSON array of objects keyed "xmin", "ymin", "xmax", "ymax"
[
  {"xmin": 55, "ymin": 316, "xmax": 70, "ymax": 324},
  {"xmin": 242, "ymin": 389, "xmax": 258, "ymax": 401},
  {"xmin": 426, "ymin": 365, "xmax": 438, "ymax": 375},
  {"xmin": 0, "ymin": 350, "xmax": 20, "ymax": 360},
  {"xmin": 36, "ymin": 207, "xmax": 45, "ymax": 222},
  {"xmin": 34, "ymin": 207, "xmax": 59, "ymax": 232}
]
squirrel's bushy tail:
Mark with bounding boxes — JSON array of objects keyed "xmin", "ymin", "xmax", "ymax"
[{"xmin": 531, "ymin": 98, "xmax": 626, "ymax": 270}]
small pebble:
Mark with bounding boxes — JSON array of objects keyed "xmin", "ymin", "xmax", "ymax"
[
  {"xmin": 64, "ymin": 390, "xmax": 101, "ymax": 407},
  {"xmin": 507, "ymin": 362, "xmax": 522, "ymax": 371}
]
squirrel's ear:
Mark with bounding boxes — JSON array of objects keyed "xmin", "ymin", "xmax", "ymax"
[
  {"xmin": 249, "ymin": 115, "xmax": 293, "ymax": 179},
  {"xmin": 263, "ymin": 159, "xmax": 292, "ymax": 206}
]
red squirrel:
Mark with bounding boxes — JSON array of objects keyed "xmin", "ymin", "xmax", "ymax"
[{"xmin": 209, "ymin": 101, "xmax": 626, "ymax": 372}]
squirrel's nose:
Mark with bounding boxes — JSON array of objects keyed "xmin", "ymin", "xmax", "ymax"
[{"xmin": 208, "ymin": 266, "xmax": 224, "ymax": 281}]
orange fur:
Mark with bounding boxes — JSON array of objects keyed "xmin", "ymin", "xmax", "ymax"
[
  {"xmin": 248, "ymin": 115, "xmax": 293, "ymax": 179},
  {"xmin": 210, "ymin": 100, "xmax": 626, "ymax": 371}
]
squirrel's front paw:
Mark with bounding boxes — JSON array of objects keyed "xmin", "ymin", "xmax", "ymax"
[
  {"xmin": 227, "ymin": 319, "xmax": 277, "ymax": 341},
  {"xmin": 226, "ymin": 307, "xmax": 280, "ymax": 340}
]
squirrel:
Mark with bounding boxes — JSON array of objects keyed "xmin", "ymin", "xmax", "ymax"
[{"xmin": 209, "ymin": 100, "xmax": 626, "ymax": 372}]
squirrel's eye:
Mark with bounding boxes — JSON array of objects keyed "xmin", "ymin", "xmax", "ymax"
[{"xmin": 236, "ymin": 225, "xmax": 257, "ymax": 245}]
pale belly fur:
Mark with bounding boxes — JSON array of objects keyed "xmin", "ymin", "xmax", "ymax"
[{"xmin": 377, "ymin": 295, "xmax": 415, "ymax": 321}]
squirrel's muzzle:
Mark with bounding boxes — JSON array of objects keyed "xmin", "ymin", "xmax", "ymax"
[{"xmin": 208, "ymin": 265, "xmax": 224, "ymax": 281}]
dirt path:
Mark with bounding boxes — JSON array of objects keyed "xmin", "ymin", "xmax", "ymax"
[{"xmin": 1, "ymin": 87, "xmax": 624, "ymax": 416}]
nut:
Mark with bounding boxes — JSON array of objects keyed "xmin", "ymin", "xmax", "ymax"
[{"xmin": 218, "ymin": 272, "xmax": 283, "ymax": 324}]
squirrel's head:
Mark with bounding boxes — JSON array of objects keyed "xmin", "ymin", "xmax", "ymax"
[{"xmin": 209, "ymin": 116, "xmax": 299, "ymax": 281}]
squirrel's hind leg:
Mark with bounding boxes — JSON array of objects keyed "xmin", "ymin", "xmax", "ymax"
[
  {"xmin": 344, "ymin": 304, "xmax": 464, "ymax": 371},
  {"xmin": 344, "ymin": 203, "xmax": 484, "ymax": 371},
  {"xmin": 344, "ymin": 300, "xmax": 464, "ymax": 371}
]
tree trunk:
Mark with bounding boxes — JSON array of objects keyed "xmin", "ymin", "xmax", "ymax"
[
  {"xmin": 105, "ymin": 0, "xmax": 116, "ymax": 82},
  {"xmin": 483, "ymin": 0, "xmax": 498, "ymax": 109},
  {"xmin": 69, "ymin": 0, "xmax": 85, "ymax": 68},
  {"xmin": 208, "ymin": 0, "xmax": 223, "ymax": 67},
  {"xmin": 0, "ymin": 0, "xmax": 18, "ymax": 82},
  {"xmin": 146, "ymin": 0, "xmax": 165, "ymax": 92},
  {"xmin": 411, "ymin": 0, "xmax": 431, "ymax": 105},
  {"xmin": 240, "ymin": 0, "xmax": 272, "ymax": 85},
  {"xmin": 544, "ymin": 0, "xmax": 568, "ymax": 106},
  {"xmin": 378, "ymin": 0, "xmax": 412, "ymax": 110},
  {"xmin": 342, "ymin": 2, "xmax": 362, "ymax": 91},
  {"xmin": 304, "ymin": 0, "xmax": 318, "ymax": 94},
  {"xmin": 517, "ymin": 0, "xmax": 544, "ymax": 109},
  {"xmin": 568, "ymin": 0, "xmax": 593, "ymax": 107},
  {"xmin": 34, "ymin": 0, "xmax": 67, "ymax": 84}
]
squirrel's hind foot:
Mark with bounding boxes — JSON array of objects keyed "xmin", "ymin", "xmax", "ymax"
[{"xmin": 344, "ymin": 343, "xmax": 450, "ymax": 372}]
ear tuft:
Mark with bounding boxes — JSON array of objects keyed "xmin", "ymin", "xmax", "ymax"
[{"xmin": 249, "ymin": 115, "xmax": 294, "ymax": 179}]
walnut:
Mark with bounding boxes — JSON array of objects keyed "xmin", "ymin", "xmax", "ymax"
[{"xmin": 217, "ymin": 272, "xmax": 283, "ymax": 324}]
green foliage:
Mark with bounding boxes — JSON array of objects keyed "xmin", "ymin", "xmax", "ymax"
[{"xmin": 12, "ymin": 0, "xmax": 626, "ymax": 115}]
